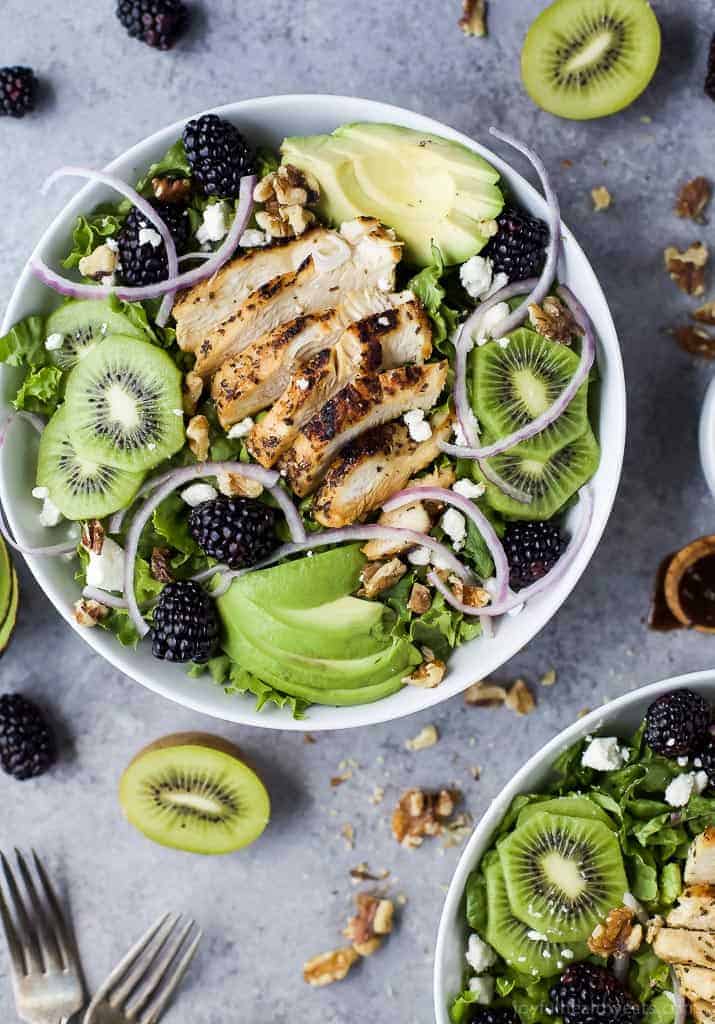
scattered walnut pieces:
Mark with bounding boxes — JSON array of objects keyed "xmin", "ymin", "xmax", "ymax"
[
  {"xmin": 448, "ymin": 576, "xmax": 490, "ymax": 608},
  {"xmin": 344, "ymin": 893, "xmax": 395, "ymax": 956},
  {"xmin": 664, "ymin": 242, "xmax": 709, "ymax": 296},
  {"xmin": 254, "ymin": 164, "xmax": 320, "ymax": 240},
  {"xmin": 591, "ymin": 186, "xmax": 612, "ymax": 212},
  {"xmin": 81, "ymin": 519, "xmax": 105, "ymax": 555},
  {"xmin": 464, "ymin": 679, "xmax": 507, "ymax": 706},
  {"xmin": 405, "ymin": 724, "xmax": 439, "ymax": 751},
  {"xmin": 402, "ymin": 659, "xmax": 446, "ymax": 689},
  {"xmin": 186, "ymin": 414, "xmax": 210, "ymax": 461},
  {"xmin": 369, "ymin": 785, "xmax": 385, "ymax": 805},
  {"xmin": 349, "ymin": 863, "xmax": 390, "ymax": 883},
  {"xmin": 73, "ymin": 598, "xmax": 109, "ymax": 627},
  {"xmin": 407, "ymin": 581, "xmax": 432, "ymax": 614},
  {"xmin": 331, "ymin": 770, "xmax": 352, "ymax": 787},
  {"xmin": 675, "ymin": 177, "xmax": 711, "ymax": 222},
  {"xmin": 540, "ymin": 668, "xmax": 557, "ymax": 687},
  {"xmin": 216, "ymin": 469, "xmax": 263, "ymax": 498},
  {"xmin": 358, "ymin": 558, "xmax": 406, "ymax": 598},
  {"xmin": 671, "ymin": 324, "xmax": 715, "ymax": 358},
  {"xmin": 150, "ymin": 547, "xmax": 174, "ymax": 583},
  {"xmin": 459, "ymin": 0, "xmax": 487, "ymax": 36},
  {"xmin": 341, "ymin": 823, "xmax": 355, "ymax": 850},
  {"xmin": 588, "ymin": 907, "xmax": 643, "ymax": 958},
  {"xmin": 505, "ymin": 678, "xmax": 536, "ymax": 716},
  {"xmin": 694, "ymin": 300, "xmax": 715, "ymax": 324},
  {"xmin": 529, "ymin": 296, "xmax": 580, "ymax": 344},
  {"xmin": 303, "ymin": 947, "xmax": 360, "ymax": 987},
  {"xmin": 391, "ymin": 787, "xmax": 460, "ymax": 848},
  {"xmin": 182, "ymin": 371, "xmax": 203, "ymax": 416},
  {"xmin": 78, "ymin": 244, "xmax": 118, "ymax": 280}
]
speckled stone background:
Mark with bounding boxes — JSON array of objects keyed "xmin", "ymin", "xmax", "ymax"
[{"xmin": 1, "ymin": 1, "xmax": 715, "ymax": 1021}]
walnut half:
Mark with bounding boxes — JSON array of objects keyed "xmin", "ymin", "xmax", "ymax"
[
  {"xmin": 529, "ymin": 296, "xmax": 580, "ymax": 344},
  {"xmin": 588, "ymin": 907, "xmax": 643, "ymax": 958},
  {"xmin": 344, "ymin": 893, "xmax": 394, "ymax": 956},
  {"xmin": 391, "ymin": 787, "xmax": 459, "ymax": 848},
  {"xmin": 303, "ymin": 947, "xmax": 360, "ymax": 987},
  {"xmin": 664, "ymin": 242, "xmax": 709, "ymax": 296}
]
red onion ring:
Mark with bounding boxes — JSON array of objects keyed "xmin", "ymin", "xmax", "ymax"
[
  {"xmin": 440, "ymin": 284, "xmax": 596, "ymax": 460},
  {"xmin": 178, "ymin": 251, "xmax": 213, "ymax": 263},
  {"xmin": 486, "ymin": 128, "xmax": 561, "ymax": 339},
  {"xmin": 429, "ymin": 487, "xmax": 593, "ymax": 616},
  {"xmin": 82, "ymin": 585, "xmax": 128, "ymax": 609},
  {"xmin": 0, "ymin": 409, "xmax": 45, "ymax": 449}
]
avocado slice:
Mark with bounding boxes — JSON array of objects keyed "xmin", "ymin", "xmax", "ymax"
[
  {"xmin": 0, "ymin": 570, "xmax": 19, "ymax": 656},
  {"xmin": 281, "ymin": 122, "xmax": 504, "ymax": 266},
  {"xmin": 231, "ymin": 545, "xmax": 366, "ymax": 610}
]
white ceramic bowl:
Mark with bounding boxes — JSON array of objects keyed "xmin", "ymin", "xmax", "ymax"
[
  {"xmin": 433, "ymin": 669, "xmax": 715, "ymax": 1021},
  {"xmin": 0, "ymin": 94, "xmax": 626, "ymax": 730},
  {"xmin": 699, "ymin": 375, "xmax": 715, "ymax": 498}
]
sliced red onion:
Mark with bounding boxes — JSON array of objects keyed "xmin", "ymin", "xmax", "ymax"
[
  {"xmin": 82, "ymin": 585, "xmax": 128, "ymax": 609},
  {"xmin": 0, "ymin": 501, "xmax": 76, "ymax": 557},
  {"xmin": 270, "ymin": 483, "xmax": 308, "ymax": 546},
  {"xmin": 178, "ymin": 251, "xmax": 213, "ymax": 264},
  {"xmin": 440, "ymin": 284, "xmax": 596, "ymax": 461},
  {"xmin": 486, "ymin": 127, "xmax": 561, "ymax": 338},
  {"xmin": 429, "ymin": 487, "xmax": 593, "ymax": 616},
  {"xmin": 191, "ymin": 563, "xmax": 229, "ymax": 584},
  {"xmin": 123, "ymin": 461, "xmax": 285, "ymax": 638},
  {"xmin": 381, "ymin": 485, "xmax": 508, "ymax": 600},
  {"xmin": 671, "ymin": 969, "xmax": 687, "ymax": 1024}
]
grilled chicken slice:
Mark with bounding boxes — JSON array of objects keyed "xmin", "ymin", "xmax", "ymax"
[
  {"xmin": 281, "ymin": 360, "xmax": 448, "ymax": 497},
  {"xmin": 693, "ymin": 1001, "xmax": 715, "ymax": 1024},
  {"xmin": 192, "ymin": 223, "xmax": 402, "ymax": 378},
  {"xmin": 668, "ymin": 886, "xmax": 715, "ymax": 931},
  {"xmin": 212, "ymin": 292, "xmax": 427, "ymax": 428},
  {"xmin": 313, "ymin": 414, "xmax": 454, "ymax": 528},
  {"xmin": 248, "ymin": 303, "xmax": 433, "ymax": 467},
  {"xmin": 676, "ymin": 966, "xmax": 715, "ymax": 1004},
  {"xmin": 173, "ymin": 227, "xmax": 329, "ymax": 352},
  {"xmin": 687, "ymin": 829, "xmax": 715, "ymax": 886},
  {"xmin": 651, "ymin": 927, "xmax": 715, "ymax": 969}
]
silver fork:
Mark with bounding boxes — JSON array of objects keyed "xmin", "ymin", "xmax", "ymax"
[
  {"xmin": 83, "ymin": 914, "xmax": 201, "ymax": 1024},
  {"xmin": 0, "ymin": 849, "xmax": 84, "ymax": 1024}
]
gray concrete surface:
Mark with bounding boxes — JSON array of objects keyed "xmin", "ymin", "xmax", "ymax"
[{"xmin": 1, "ymin": 1, "xmax": 715, "ymax": 1021}]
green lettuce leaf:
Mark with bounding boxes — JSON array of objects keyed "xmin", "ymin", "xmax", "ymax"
[
  {"xmin": 256, "ymin": 147, "xmax": 280, "ymax": 179},
  {"xmin": 407, "ymin": 244, "xmax": 461, "ymax": 349},
  {"xmin": 135, "ymin": 139, "xmax": 191, "ymax": 193},
  {"xmin": 61, "ymin": 209, "xmax": 126, "ymax": 270},
  {"xmin": 13, "ymin": 365, "xmax": 63, "ymax": 415},
  {"xmin": 0, "ymin": 315, "xmax": 47, "ymax": 368},
  {"xmin": 190, "ymin": 656, "xmax": 309, "ymax": 718}
]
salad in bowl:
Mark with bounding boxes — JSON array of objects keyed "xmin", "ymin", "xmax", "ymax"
[{"xmin": 0, "ymin": 96, "xmax": 622, "ymax": 725}]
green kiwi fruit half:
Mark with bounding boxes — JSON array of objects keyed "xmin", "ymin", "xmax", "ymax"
[
  {"xmin": 119, "ymin": 733, "xmax": 271, "ymax": 855},
  {"xmin": 474, "ymin": 329, "xmax": 589, "ymax": 459},
  {"xmin": 498, "ymin": 811, "xmax": 628, "ymax": 941},
  {"xmin": 516, "ymin": 795, "xmax": 617, "ymax": 832},
  {"xmin": 485, "ymin": 859, "xmax": 588, "ymax": 977},
  {"xmin": 521, "ymin": 0, "xmax": 661, "ymax": 121},
  {"xmin": 45, "ymin": 300, "xmax": 147, "ymax": 370},
  {"xmin": 474, "ymin": 427, "xmax": 600, "ymax": 520},
  {"xmin": 64, "ymin": 335, "xmax": 184, "ymax": 472},
  {"xmin": 37, "ymin": 405, "xmax": 145, "ymax": 520}
]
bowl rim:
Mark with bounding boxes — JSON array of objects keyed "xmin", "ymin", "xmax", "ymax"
[
  {"xmin": 432, "ymin": 668, "xmax": 715, "ymax": 1022},
  {"xmin": 0, "ymin": 93, "xmax": 626, "ymax": 730},
  {"xmin": 699, "ymin": 374, "xmax": 715, "ymax": 498}
]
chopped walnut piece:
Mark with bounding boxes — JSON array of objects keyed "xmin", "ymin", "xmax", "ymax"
[
  {"xmin": 529, "ymin": 296, "xmax": 580, "ymax": 344},
  {"xmin": 150, "ymin": 547, "xmax": 174, "ymax": 583},
  {"xmin": 216, "ymin": 469, "xmax": 263, "ymax": 498},
  {"xmin": 459, "ymin": 0, "xmax": 487, "ymax": 36},
  {"xmin": 359, "ymin": 558, "xmax": 406, "ymax": 598},
  {"xmin": 186, "ymin": 414, "xmax": 210, "ymax": 462},
  {"xmin": 254, "ymin": 164, "xmax": 320, "ymax": 240},
  {"xmin": 349, "ymin": 863, "xmax": 389, "ymax": 882},
  {"xmin": 391, "ymin": 787, "xmax": 460, "ymax": 848},
  {"xmin": 344, "ymin": 893, "xmax": 394, "ymax": 956},
  {"xmin": 78, "ymin": 244, "xmax": 117, "ymax": 280},
  {"xmin": 540, "ymin": 668, "xmax": 557, "ymax": 687},
  {"xmin": 81, "ymin": 519, "xmax": 105, "ymax": 555},
  {"xmin": 255, "ymin": 209, "xmax": 295, "ymax": 239},
  {"xmin": 464, "ymin": 680, "xmax": 507, "ymax": 706},
  {"xmin": 449, "ymin": 576, "xmax": 490, "ymax": 608},
  {"xmin": 664, "ymin": 242, "xmax": 709, "ymax": 296},
  {"xmin": 671, "ymin": 325, "xmax": 715, "ymax": 358},
  {"xmin": 303, "ymin": 947, "xmax": 359, "ymax": 987},
  {"xmin": 402, "ymin": 659, "xmax": 446, "ymax": 689},
  {"xmin": 591, "ymin": 186, "xmax": 612, "ymax": 212},
  {"xmin": 694, "ymin": 300, "xmax": 715, "ymax": 324},
  {"xmin": 151, "ymin": 175, "xmax": 192, "ymax": 204},
  {"xmin": 675, "ymin": 177, "xmax": 711, "ymax": 222},
  {"xmin": 408, "ymin": 582, "xmax": 431, "ymax": 614},
  {"xmin": 73, "ymin": 598, "xmax": 109, "ymax": 627},
  {"xmin": 182, "ymin": 372, "xmax": 203, "ymax": 415},
  {"xmin": 405, "ymin": 724, "xmax": 439, "ymax": 751},
  {"xmin": 588, "ymin": 907, "xmax": 643, "ymax": 957},
  {"xmin": 505, "ymin": 678, "xmax": 536, "ymax": 716}
]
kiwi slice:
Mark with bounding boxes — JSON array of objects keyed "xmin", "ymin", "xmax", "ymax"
[
  {"xmin": 119, "ymin": 733, "xmax": 270, "ymax": 855},
  {"xmin": 516, "ymin": 795, "xmax": 617, "ymax": 832},
  {"xmin": 521, "ymin": 0, "xmax": 661, "ymax": 121},
  {"xmin": 475, "ymin": 427, "xmax": 600, "ymax": 520},
  {"xmin": 64, "ymin": 336, "xmax": 184, "ymax": 472},
  {"xmin": 485, "ymin": 860, "xmax": 588, "ymax": 977},
  {"xmin": 45, "ymin": 300, "xmax": 147, "ymax": 370},
  {"xmin": 0, "ymin": 569, "xmax": 19, "ymax": 657},
  {"xmin": 474, "ymin": 329, "xmax": 589, "ymax": 458},
  {"xmin": 37, "ymin": 405, "xmax": 145, "ymax": 520},
  {"xmin": 498, "ymin": 811, "xmax": 628, "ymax": 941}
]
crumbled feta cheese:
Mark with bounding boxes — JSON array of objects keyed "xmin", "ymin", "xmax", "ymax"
[
  {"xmin": 460, "ymin": 255, "xmax": 493, "ymax": 300},
  {"xmin": 39, "ymin": 496, "xmax": 62, "ymax": 527},
  {"xmin": 665, "ymin": 772, "xmax": 696, "ymax": 808},
  {"xmin": 378, "ymin": 315, "xmax": 391, "ymax": 326},
  {"xmin": 181, "ymin": 483, "xmax": 219, "ymax": 508},
  {"xmin": 466, "ymin": 933, "xmax": 497, "ymax": 973},
  {"xmin": 527, "ymin": 930, "xmax": 549, "ymax": 942},
  {"xmin": 44, "ymin": 332, "xmax": 64, "ymax": 352},
  {"xmin": 475, "ymin": 302, "xmax": 510, "ymax": 345},
  {"xmin": 468, "ymin": 976, "xmax": 494, "ymax": 1004},
  {"xmin": 227, "ymin": 417, "xmax": 255, "ymax": 439},
  {"xmin": 694, "ymin": 757, "xmax": 703, "ymax": 769},
  {"xmin": 138, "ymin": 227, "xmax": 162, "ymax": 248},
  {"xmin": 147, "ymin": 442, "xmax": 157, "ymax": 451},
  {"xmin": 561, "ymin": 948, "xmax": 574, "ymax": 960},
  {"xmin": 677, "ymin": 756, "xmax": 689, "ymax": 768},
  {"xmin": 482, "ymin": 271, "xmax": 509, "ymax": 300},
  {"xmin": 100, "ymin": 273, "xmax": 117, "ymax": 287},
  {"xmin": 452, "ymin": 420, "xmax": 469, "ymax": 447},
  {"xmin": 581, "ymin": 736, "xmax": 629, "ymax": 772},
  {"xmin": 85, "ymin": 537, "xmax": 125, "ymax": 592},
  {"xmin": 452, "ymin": 478, "xmax": 486, "ymax": 499},
  {"xmin": 407, "ymin": 546, "xmax": 431, "ymax": 566},
  {"xmin": 238, "ymin": 228, "xmax": 269, "ymax": 248},
  {"xmin": 197, "ymin": 202, "xmax": 229, "ymax": 245},
  {"xmin": 172, "ymin": 408, "xmax": 184, "ymax": 418},
  {"xmin": 695, "ymin": 771, "xmax": 709, "ymax": 795},
  {"xmin": 105, "ymin": 237, "xmax": 119, "ymax": 253},
  {"xmin": 430, "ymin": 548, "xmax": 456, "ymax": 571},
  {"xmin": 497, "ymin": 337, "xmax": 510, "ymax": 349},
  {"xmin": 403, "ymin": 409, "xmax": 432, "ymax": 443},
  {"xmin": 441, "ymin": 508, "xmax": 467, "ymax": 551},
  {"xmin": 32, "ymin": 486, "xmax": 49, "ymax": 500},
  {"xmin": 296, "ymin": 378, "xmax": 310, "ymax": 391}
]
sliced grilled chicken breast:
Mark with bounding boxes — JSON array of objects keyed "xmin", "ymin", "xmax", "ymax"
[
  {"xmin": 173, "ymin": 228, "xmax": 330, "ymax": 352},
  {"xmin": 668, "ymin": 886, "xmax": 715, "ymax": 931},
  {"xmin": 212, "ymin": 291, "xmax": 426, "ymax": 428},
  {"xmin": 686, "ymin": 829, "xmax": 715, "ymax": 886},
  {"xmin": 651, "ymin": 927, "xmax": 715, "ymax": 969},
  {"xmin": 247, "ymin": 303, "xmax": 433, "ymax": 467},
  {"xmin": 313, "ymin": 414, "xmax": 453, "ymax": 528},
  {"xmin": 281, "ymin": 360, "xmax": 448, "ymax": 497},
  {"xmin": 676, "ymin": 966, "xmax": 715, "ymax": 1004},
  {"xmin": 692, "ymin": 1001, "xmax": 715, "ymax": 1024},
  {"xmin": 192, "ymin": 223, "xmax": 402, "ymax": 378}
]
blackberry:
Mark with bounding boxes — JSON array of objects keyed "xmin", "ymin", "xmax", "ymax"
[
  {"xmin": 462, "ymin": 1010, "xmax": 520, "ymax": 1024},
  {"xmin": 151, "ymin": 581, "xmax": 219, "ymax": 663},
  {"xmin": 0, "ymin": 694, "xmax": 55, "ymax": 780},
  {"xmin": 0, "ymin": 67, "xmax": 38, "ymax": 118},
  {"xmin": 116, "ymin": 0, "xmax": 189, "ymax": 50},
  {"xmin": 503, "ymin": 520, "xmax": 567, "ymax": 591},
  {"xmin": 706, "ymin": 32, "xmax": 715, "ymax": 101},
  {"xmin": 117, "ymin": 201, "xmax": 190, "ymax": 287},
  {"xmin": 550, "ymin": 964, "xmax": 642, "ymax": 1024},
  {"xmin": 182, "ymin": 114, "xmax": 256, "ymax": 198},
  {"xmin": 645, "ymin": 689, "xmax": 711, "ymax": 758},
  {"xmin": 188, "ymin": 496, "xmax": 278, "ymax": 570},
  {"xmin": 482, "ymin": 204, "xmax": 549, "ymax": 283}
]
